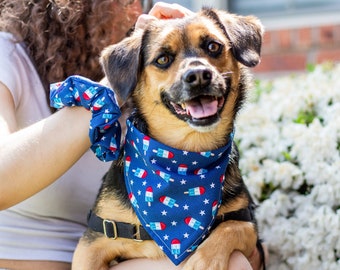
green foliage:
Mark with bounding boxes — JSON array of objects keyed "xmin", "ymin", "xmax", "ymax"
[
  {"xmin": 252, "ymin": 79, "xmax": 273, "ymax": 102},
  {"xmin": 306, "ymin": 63, "xmax": 316, "ymax": 73},
  {"xmin": 297, "ymin": 180, "xmax": 313, "ymax": 196},
  {"xmin": 260, "ymin": 182, "xmax": 277, "ymax": 202},
  {"xmin": 293, "ymin": 109, "xmax": 317, "ymax": 126}
]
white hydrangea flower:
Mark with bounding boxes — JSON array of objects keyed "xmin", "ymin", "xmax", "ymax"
[{"xmin": 237, "ymin": 63, "xmax": 340, "ymax": 269}]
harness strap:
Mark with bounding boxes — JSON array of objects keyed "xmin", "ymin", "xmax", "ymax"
[{"xmin": 87, "ymin": 207, "xmax": 254, "ymax": 241}]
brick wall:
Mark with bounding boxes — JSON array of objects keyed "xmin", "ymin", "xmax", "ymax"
[{"xmin": 254, "ymin": 23, "xmax": 340, "ymax": 75}]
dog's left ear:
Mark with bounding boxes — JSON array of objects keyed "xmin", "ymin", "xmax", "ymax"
[
  {"xmin": 216, "ymin": 10, "xmax": 264, "ymax": 67},
  {"xmin": 100, "ymin": 30, "xmax": 143, "ymax": 102}
]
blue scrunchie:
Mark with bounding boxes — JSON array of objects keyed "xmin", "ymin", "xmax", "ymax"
[{"xmin": 50, "ymin": 75, "xmax": 121, "ymax": 162}]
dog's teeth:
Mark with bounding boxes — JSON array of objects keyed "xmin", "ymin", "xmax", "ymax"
[{"xmin": 181, "ymin": 103, "xmax": 186, "ymax": 110}]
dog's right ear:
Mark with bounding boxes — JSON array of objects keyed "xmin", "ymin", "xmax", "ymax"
[{"xmin": 100, "ymin": 30, "xmax": 143, "ymax": 102}]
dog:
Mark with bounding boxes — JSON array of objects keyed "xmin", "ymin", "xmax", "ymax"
[{"xmin": 73, "ymin": 7, "xmax": 264, "ymax": 270}]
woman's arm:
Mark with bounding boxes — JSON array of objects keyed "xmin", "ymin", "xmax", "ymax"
[{"xmin": 0, "ymin": 82, "xmax": 91, "ymax": 210}]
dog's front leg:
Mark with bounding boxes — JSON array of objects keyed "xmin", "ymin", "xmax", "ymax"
[
  {"xmin": 72, "ymin": 236, "xmax": 120, "ymax": 270},
  {"xmin": 182, "ymin": 221, "xmax": 257, "ymax": 270}
]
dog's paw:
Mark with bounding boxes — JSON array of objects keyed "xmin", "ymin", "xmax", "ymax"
[{"xmin": 182, "ymin": 246, "xmax": 230, "ymax": 270}]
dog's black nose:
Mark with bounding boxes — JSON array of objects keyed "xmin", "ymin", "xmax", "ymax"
[{"xmin": 183, "ymin": 68, "xmax": 212, "ymax": 88}]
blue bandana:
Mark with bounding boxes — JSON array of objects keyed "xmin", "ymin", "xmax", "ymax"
[
  {"xmin": 50, "ymin": 75, "xmax": 122, "ymax": 161},
  {"xmin": 124, "ymin": 120, "xmax": 233, "ymax": 265}
]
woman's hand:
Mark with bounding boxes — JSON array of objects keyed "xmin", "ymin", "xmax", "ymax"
[
  {"xmin": 136, "ymin": 2, "xmax": 194, "ymax": 29},
  {"xmin": 147, "ymin": 2, "xmax": 193, "ymax": 19},
  {"xmin": 110, "ymin": 246, "xmax": 267, "ymax": 270}
]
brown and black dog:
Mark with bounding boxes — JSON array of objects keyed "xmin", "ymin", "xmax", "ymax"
[{"xmin": 73, "ymin": 7, "xmax": 264, "ymax": 270}]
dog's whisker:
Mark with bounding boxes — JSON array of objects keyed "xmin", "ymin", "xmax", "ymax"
[
  {"xmin": 149, "ymin": 102, "xmax": 161, "ymax": 117},
  {"xmin": 221, "ymin": 71, "xmax": 233, "ymax": 78}
]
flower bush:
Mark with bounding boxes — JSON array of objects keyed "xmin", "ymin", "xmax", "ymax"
[{"xmin": 236, "ymin": 63, "xmax": 340, "ymax": 270}]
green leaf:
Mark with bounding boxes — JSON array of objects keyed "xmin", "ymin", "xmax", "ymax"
[
  {"xmin": 294, "ymin": 109, "xmax": 317, "ymax": 126},
  {"xmin": 306, "ymin": 63, "xmax": 316, "ymax": 73},
  {"xmin": 260, "ymin": 182, "xmax": 277, "ymax": 202}
]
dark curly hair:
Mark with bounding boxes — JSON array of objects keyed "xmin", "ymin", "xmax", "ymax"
[{"xmin": 0, "ymin": 0, "xmax": 142, "ymax": 88}]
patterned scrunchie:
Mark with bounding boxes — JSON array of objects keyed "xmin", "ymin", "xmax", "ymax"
[{"xmin": 50, "ymin": 75, "xmax": 121, "ymax": 162}]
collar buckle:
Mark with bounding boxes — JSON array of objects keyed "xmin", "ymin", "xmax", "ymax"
[
  {"xmin": 133, "ymin": 225, "xmax": 143, "ymax": 242},
  {"xmin": 103, "ymin": 219, "xmax": 118, "ymax": 239}
]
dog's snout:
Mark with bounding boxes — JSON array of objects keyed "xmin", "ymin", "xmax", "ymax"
[{"xmin": 183, "ymin": 68, "xmax": 212, "ymax": 88}]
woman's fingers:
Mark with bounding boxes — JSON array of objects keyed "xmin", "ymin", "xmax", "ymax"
[
  {"xmin": 135, "ymin": 2, "xmax": 194, "ymax": 29},
  {"xmin": 148, "ymin": 2, "xmax": 194, "ymax": 19}
]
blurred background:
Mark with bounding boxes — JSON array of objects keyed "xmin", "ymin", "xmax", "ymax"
[{"xmin": 153, "ymin": 0, "xmax": 340, "ymax": 77}]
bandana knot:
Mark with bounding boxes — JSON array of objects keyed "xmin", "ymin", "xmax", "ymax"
[{"xmin": 124, "ymin": 119, "xmax": 234, "ymax": 265}]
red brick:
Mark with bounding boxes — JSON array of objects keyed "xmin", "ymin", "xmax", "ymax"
[
  {"xmin": 254, "ymin": 53, "xmax": 307, "ymax": 73},
  {"xmin": 253, "ymin": 23, "xmax": 340, "ymax": 74},
  {"xmin": 262, "ymin": 31, "xmax": 273, "ymax": 51},
  {"xmin": 333, "ymin": 24, "xmax": 340, "ymax": 42},
  {"xmin": 319, "ymin": 25, "xmax": 335, "ymax": 45},
  {"xmin": 297, "ymin": 27, "xmax": 312, "ymax": 48},
  {"xmin": 316, "ymin": 48, "xmax": 340, "ymax": 63},
  {"xmin": 278, "ymin": 29, "xmax": 292, "ymax": 49}
]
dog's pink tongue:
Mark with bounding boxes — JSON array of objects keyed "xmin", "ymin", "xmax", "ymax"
[{"xmin": 185, "ymin": 96, "xmax": 218, "ymax": 119}]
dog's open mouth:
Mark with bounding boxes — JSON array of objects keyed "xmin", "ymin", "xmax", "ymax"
[
  {"xmin": 169, "ymin": 95, "xmax": 225, "ymax": 126},
  {"xmin": 171, "ymin": 95, "xmax": 224, "ymax": 118}
]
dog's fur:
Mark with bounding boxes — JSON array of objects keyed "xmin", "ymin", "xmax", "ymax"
[{"xmin": 73, "ymin": 8, "xmax": 264, "ymax": 270}]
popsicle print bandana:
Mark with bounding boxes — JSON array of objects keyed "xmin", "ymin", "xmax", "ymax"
[
  {"xmin": 50, "ymin": 75, "xmax": 121, "ymax": 161},
  {"xmin": 124, "ymin": 119, "xmax": 233, "ymax": 265}
]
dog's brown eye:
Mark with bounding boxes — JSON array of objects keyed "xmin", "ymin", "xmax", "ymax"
[
  {"xmin": 207, "ymin": 41, "xmax": 222, "ymax": 54},
  {"xmin": 156, "ymin": 55, "xmax": 170, "ymax": 65},
  {"xmin": 154, "ymin": 54, "xmax": 174, "ymax": 69}
]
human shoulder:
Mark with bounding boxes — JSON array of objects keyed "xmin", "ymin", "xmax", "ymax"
[
  {"xmin": 0, "ymin": 32, "xmax": 19, "ymax": 52},
  {"xmin": 0, "ymin": 32, "xmax": 36, "ymax": 101},
  {"xmin": 0, "ymin": 32, "xmax": 26, "ymax": 71},
  {"xmin": 0, "ymin": 31, "xmax": 31, "ymax": 62}
]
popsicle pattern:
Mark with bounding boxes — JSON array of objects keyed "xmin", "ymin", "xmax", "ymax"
[
  {"xmin": 50, "ymin": 75, "xmax": 122, "ymax": 161},
  {"xmin": 124, "ymin": 119, "xmax": 234, "ymax": 265}
]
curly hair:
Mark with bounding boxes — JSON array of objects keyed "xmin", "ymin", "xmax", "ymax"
[{"xmin": 0, "ymin": 0, "xmax": 142, "ymax": 88}]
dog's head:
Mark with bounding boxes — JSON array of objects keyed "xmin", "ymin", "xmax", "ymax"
[{"xmin": 101, "ymin": 8, "xmax": 263, "ymax": 151}]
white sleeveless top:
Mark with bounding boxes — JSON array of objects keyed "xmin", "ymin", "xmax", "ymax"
[{"xmin": 0, "ymin": 32, "xmax": 110, "ymax": 263}]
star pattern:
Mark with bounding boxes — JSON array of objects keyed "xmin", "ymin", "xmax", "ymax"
[
  {"xmin": 50, "ymin": 75, "xmax": 122, "ymax": 162},
  {"xmin": 124, "ymin": 120, "xmax": 233, "ymax": 265}
]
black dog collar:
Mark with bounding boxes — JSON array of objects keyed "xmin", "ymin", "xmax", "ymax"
[
  {"xmin": 87, "ymin": 207, "xmax": 254, "ymax": 241},
  {"xmin": 87, "ymin": 210, "xmax": 152, "ymax": 241}
]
